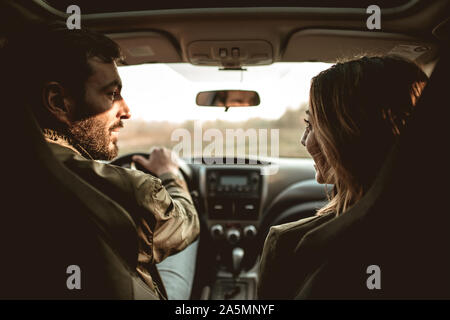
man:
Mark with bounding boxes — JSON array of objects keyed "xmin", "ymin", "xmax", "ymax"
[{"xmin": 3, "ymin": 23, "xmax": 199, "ymax": 299}]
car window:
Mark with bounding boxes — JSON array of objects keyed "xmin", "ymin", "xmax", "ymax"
[{"xmin": 117, "ymin": 62, "xmax": 331, "ymax": 158}]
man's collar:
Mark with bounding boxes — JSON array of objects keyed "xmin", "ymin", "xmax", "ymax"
[{"xmin": 42, "ymin": 128, "xmax": 94, "ymax": 160}]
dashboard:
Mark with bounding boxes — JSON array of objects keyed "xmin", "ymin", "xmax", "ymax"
[
  {"xmin": 114, "ymin": 154, "xmax": 329, "ymax": 258},
  {"xmin": 113, "ymin": 154, "xmax": 330, "ymax": 298},
  {"xmin": 184, "ymin": 157, "xmax": 330, "ymax": 273}
]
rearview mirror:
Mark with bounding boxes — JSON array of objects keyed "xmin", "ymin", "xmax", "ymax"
[{"xmin": 196, "ymin": 90, "xmax": 260, "ymax": 108}]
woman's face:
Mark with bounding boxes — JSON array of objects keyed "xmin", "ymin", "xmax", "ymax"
[{"xmin": 301, "ymin": 111, "xmax": 332, "ymax": 184}]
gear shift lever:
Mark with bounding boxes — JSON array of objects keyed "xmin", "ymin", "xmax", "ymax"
[
  {"xmin": 223, "ymin": 247, "xmax": 245, "ymax": 300},
  {"xmin": 232, "ymin": 247, "xmax": 244, "ymax": 279}
]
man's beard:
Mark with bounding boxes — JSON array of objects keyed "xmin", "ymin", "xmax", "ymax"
[{"xmin": 67, "ymin": 117, "xmax": 121, "ymax": 161}]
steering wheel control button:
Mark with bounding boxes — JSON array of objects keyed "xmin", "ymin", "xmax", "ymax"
[
  {"xmin": 210, "ymin": 224, "xmax": 224, "ymax": 240},
  {"xmin": 243, "ymin": 225, "xmax": 257, "ymax": 238},
  {"xmin": 226, "ymin": 228, "xmax": 241, "ymax": 245}
]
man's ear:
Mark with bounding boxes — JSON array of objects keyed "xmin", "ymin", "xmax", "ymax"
[{"xmin": 42, "ymin": 82, "xmax": 75, "ymax": 126}]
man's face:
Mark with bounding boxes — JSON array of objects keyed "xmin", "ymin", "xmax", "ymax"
[{"xmin": 68, "ymin": 57, "xmax": 130, "ymax": 160}]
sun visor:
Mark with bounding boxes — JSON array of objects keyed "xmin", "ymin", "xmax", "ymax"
[
  {"xmin": 107, "ymin": 32, "xmax": 181, "ymax": 65},
  {"xmin": 283, "ymin": 29, "xmax": 437, "ymax": 63}
]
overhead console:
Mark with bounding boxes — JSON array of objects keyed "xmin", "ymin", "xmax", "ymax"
[
  {"xmin": 187, "ymin": 40, "xmax": 273, "ymax": 68},
  {"xmin": 283, "ymin": 29, "xmax": 438, "ymax": 64}
]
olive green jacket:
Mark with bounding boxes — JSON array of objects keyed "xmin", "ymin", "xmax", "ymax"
[
  {"xmin": 258, "ymin": 213, "xmax": 335, "ymax": 299},
  {"xmin": 44, "ymin": 129, "xmax": 200, "ymax": 298}
]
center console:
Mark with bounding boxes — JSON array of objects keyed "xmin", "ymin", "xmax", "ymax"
[
  {"xmin": 199, "ymin": 165, "xmax": 267, "ymax": 299},
  {"xmin": 200, "ymin": 166, "xmax": 267, "ymax": 243}
]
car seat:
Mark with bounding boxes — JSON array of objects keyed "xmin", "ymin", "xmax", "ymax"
[
  {"xmin": 0, "ymin": 103, "xmax": 160, "ymax": 299},
  {"xmin": 292, "ymin": 46, "xmax": 450, "ymax": 299}
]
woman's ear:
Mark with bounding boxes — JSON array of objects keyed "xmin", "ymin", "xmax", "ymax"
[{"xmin": 42, "ymin": 81, "xmax": 75, "ymax": 126}]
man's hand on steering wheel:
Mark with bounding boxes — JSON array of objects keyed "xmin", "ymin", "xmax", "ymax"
[{"xmin": 132, "ymin": 147, "xmax": 180, "ymax": 177}]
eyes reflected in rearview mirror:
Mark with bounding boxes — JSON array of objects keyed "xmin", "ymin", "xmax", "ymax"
[{"xmin": 196, "ymin": 90, "xmax": 260, "ymax": 111}]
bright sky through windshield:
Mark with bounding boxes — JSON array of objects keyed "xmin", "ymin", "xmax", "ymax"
[{"xmin": 117, "ymin": 62, "xmax": 332, "ymax": 123}]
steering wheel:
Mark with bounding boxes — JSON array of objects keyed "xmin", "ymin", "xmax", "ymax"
[{"xmin": 110, "ymin": 152, "xmax": 193, "ymax": 182}]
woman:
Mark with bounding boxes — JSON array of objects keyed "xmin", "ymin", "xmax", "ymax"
[{"xmin": 257, "ymin": 55, "xmax": 428, "ymax": 299}]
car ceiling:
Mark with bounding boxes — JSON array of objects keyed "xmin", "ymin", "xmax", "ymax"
[
  {"xmin": 0, "ymin": 0, "xmax": 449, "ymax": 66},
  {"xmin": 43, "ymin": 0, "xmax": 415, "ymax": 13}
]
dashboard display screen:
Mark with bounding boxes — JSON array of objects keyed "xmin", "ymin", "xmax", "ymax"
[{"xmin": 220, "ymin": 175, "xmax": 248, "ymax": 186}]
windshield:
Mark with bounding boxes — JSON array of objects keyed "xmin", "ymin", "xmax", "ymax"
[{"xmin": 117, "ymin": 62, "xmax": 332, "ymax": 159}]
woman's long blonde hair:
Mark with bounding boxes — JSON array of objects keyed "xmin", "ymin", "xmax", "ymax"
[{"xmin": 310, "ymin": 55, "xmax": 428, "ymax": 216}]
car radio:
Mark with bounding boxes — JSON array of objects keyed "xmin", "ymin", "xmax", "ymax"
[
  {"xmin": 207, "ymin": 169, "xmax": 260, "ymax": 198},
  {"xmin": 204, "ymin": 168, "xmax": 263, "ymax": 220}
]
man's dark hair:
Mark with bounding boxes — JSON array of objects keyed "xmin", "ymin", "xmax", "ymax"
[{"xmin": 1, "ymin": 22, "xmax": 122, "ymax": 128}]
